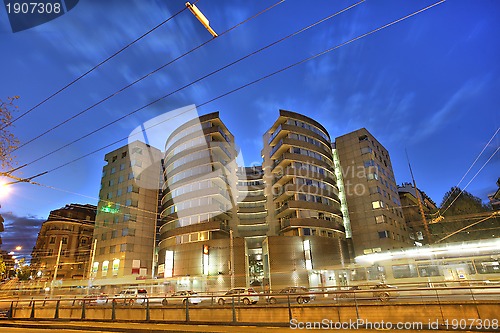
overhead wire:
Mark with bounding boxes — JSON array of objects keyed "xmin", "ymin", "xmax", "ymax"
[
  {"xmin": 7, "ymin": 0, "xmax": 286, "ymax": 159},
  {"xmin": 2, "ymin": 1, "xmax": 447, "ymax": 256},
  {"xmin": 440, "ymin": 145, "xmax": 499, "ymax": 216},
  {"xmin": 0, "ymin": 2, "xmax": 196, "ymax": 132},
  {"xmin": 18, "ymin": 0, "xmax": 444, "ymax": 178},
  {"xmin": 21, "ymin": 0, "xmax": 357, "ymax": 167},
  {"xmin": 439, "ymin": 127, "xmax": 500, "ymax": 215}
]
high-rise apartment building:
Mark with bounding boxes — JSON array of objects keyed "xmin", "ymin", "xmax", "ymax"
[
  {"xmin": 262, "ymin": 110, "xmax": 348, "ymax": 289},
  {"xmin": 31, "ymin": 204, "xmax": 96, "ymax": 280},
  {"xmin": 157, "ymin": 112, "xmax": 244, "ymax": 290},
  {"xmin": 91, "ymin": 141, "xmax": 161, "ymax": 282},
  {"xmin": 334, "ymin": 128, "xmax": 412, "ymax": 257},
  {"xmin": 155, "ymin": 110, "xmax": 348, "ymax": 290}
]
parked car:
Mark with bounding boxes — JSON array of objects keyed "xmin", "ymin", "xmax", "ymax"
[
  {"xmin": 267, "ymin": 286, "xmax": 315, "ymax": 304},
  {"xmin": 336, "ymin": 283, "xmax": 397, "ymax": 302},
  {"xmin": 161, "ymin": 290, "xmax": 203, "ymax": 306},
  {"xmin": 79, "ymin": 293, "xmax": 108, "ymax": 306},
  {"xmin": 112, "ymin": 288, "xmax": 148, "ymax": 305},
  {"xmin": 217, "ymin": 288, "xmax": 259, "ymax": 305}
]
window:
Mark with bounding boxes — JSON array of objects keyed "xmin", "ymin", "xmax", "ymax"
[
  {"xmin": 125, "ymin": 199, "xmax": 132, "ymax": 206},
  {"xmin": 375, "ymin": 215, "xmax": 386, "ymax": 224},
  {"xmin": 117, "ymin": 189, "xmax": 122, "ymax": 197},
  {"xmin": 392, "ymin": 265, "xmax": 418, "ymax": 279},
  {"xmin": 111, "ymin": 230, "xmax": 118, "ymax": 238},
  {"xmin": 49, "ymin": 236, "xmax": 56, "ymax": 244},
  {"xmin": 378, "ymin": 230, "xmax": 390, "ymax": 239},
  {"xmin": 122, "ymin": 228, "xmax": 129, "ymax": 236},
  {"xmin": 131, "ymin": 159, "xmax": 142, "ymax": 167},
  {"xmin": 111, "ymin": 167, "xmax": 116, "ymax": 174},
  {"xmin": 118, "ymin": 175, "xmax": 124, "ymax": 183},
  {"xmin": 110, "ymin": 245, "xmax": 116, "ymax": 253},
  {"xmin": 364, "ymin": 160, "xmax": 375, "ymax": 167},
  {"xmin": 99, "ymin": 247, "xmax": 105, "ymax": 255},
  {"xmin": 121, "ymin": 151, "xmax": 127, "ymax": 158},
  {"xmin": 80, "ymin": 238, "xmax": 88, "ymax": 245},
  {"xmin": 109, "ymin": 179, "xmax": 114, "ymax": 186},
  {"xmin": 120, "ymin": 163, "xmax": 125, "ymax": 171},
  {"xmin": 62, "ymin": 237, "xmax": 68, "ymax": 245},
  {"xmin": 101, "ymin": 233, "xmax": 107, "ymax": 241},
  {"xmin": 358, "ymin": 134, "xmax": 368, "ymax": 141},
  {"xmin": 106, "ymin": 192, "xmax": 113, "ymax": 199},
  {"xmin": 120, "ymin": 244, "xmax": 127, "ymax": 252},
  {"xmin": 361, "ymin": 147, "xmax": 372, "ymax": 154},
  {"xmin": 417, "ymin": 264, "xmax": 441, "ymax": 277},
  {"xmin": 372, "ymin": 201, "xmax": 384, "ymax": 209},
  {"xmin": 128, "ymin": 172, "xmax": 134, "ymax": 180}
]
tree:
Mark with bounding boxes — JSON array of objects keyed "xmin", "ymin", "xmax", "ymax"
[
  {"xmin": 440, "ymin": 186, "xmax": 489, "ymax": 216},
  {"xmin": 430, "ymin": 187, "xmax": 499, "ymax": 243},
  {"xmin": 0, "ymin": 96, "xmax": 20, "ymax": 170}
]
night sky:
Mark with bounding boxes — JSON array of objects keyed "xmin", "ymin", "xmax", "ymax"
[{"xmin": 0, "ymin": 0, "xmax": 498, "ymax": 256}]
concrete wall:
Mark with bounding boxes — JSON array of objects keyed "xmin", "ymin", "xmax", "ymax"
[{"xmin": 8, "ymin": 302, "xmax": 500, "ymax": 325}]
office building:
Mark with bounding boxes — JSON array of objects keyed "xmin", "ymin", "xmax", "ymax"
[
  {"xmin": 334, "ymin": 128, "xmax": 412, "ymax": 257},
  {"xmin": 91, "ymin": 141, "xmax": 161, "ymax": 282}
]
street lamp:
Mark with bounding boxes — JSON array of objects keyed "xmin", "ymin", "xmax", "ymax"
[
  {"xmin": 185, "ymin": 2, "xmax": 218, "ymax": 37},
  {"xmin": 15, "ymin": 246, "xmax": 22, "ymax": 251}
]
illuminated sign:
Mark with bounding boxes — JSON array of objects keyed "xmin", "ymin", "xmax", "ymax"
[{"xmin": 101, "ymin": 206, "xmax": 119, "ymax": 214}]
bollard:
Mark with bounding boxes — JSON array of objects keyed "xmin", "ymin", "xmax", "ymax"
[
  {"xmin": 145, "ymin": 298, "xmax": 150, "ymax": 322},
  {"xmin": 185, "ymin": 298, "xmax": 190, "ymax": 323}
]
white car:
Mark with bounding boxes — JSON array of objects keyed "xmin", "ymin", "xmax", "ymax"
[
  {"xmin": 112, "ymin": 288, "xmax": 148, "ymax": 305},
  {"xmin": 217, "ymin": 288, "xmax": 259, "ymax": 305},
  {"xmin": 161, "ymin": 290, "xmax": 203, "ymax": 306}
]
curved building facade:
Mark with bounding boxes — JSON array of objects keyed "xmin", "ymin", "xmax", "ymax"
[
  {"xmin": 158, "ymin": 112, "xmax": 244, "ymax": 290},
  {"xmin": 262, "ymin": 110, "xmax": 348, "ymax": 289},
  {"xmin": 156, "ymin": 110, "xmax": 349, "ymax": 291}
]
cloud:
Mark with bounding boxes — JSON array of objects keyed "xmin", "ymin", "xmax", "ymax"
[
  {"xmin": 1, "ymin": 212, "xmax": 45, "ymax": 256},
  {"xmin": 412, "ymin": 76, "xmax": 490, "ymax": 142}
]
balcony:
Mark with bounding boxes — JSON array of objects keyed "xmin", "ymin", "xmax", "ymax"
[
  {"xmin": 275, "ymin": 200, "xmax": 341, "ymax": 219},
  {"xmin": 279, "ymin": 217, "xmax": 345, "ymax": 233}
]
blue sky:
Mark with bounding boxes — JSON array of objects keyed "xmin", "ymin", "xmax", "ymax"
[{"xmin": 0, "ymin": 0, "xmax": 499, "ymax": 254}]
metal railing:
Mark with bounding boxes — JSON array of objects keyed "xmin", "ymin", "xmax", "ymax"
[{"xmin": 1, "ymin": 284, "xmax": 499, "ymax": 327}]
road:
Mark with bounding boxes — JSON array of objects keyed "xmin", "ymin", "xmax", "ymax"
[{"xmin": 0, "ymin": 320, "xmax": 485, "ymax": 333}]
